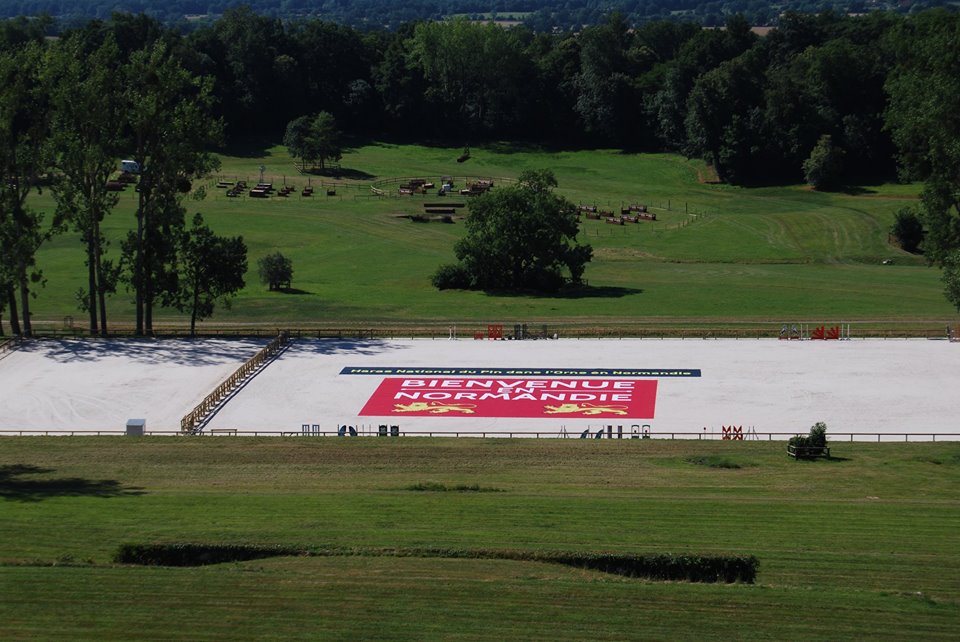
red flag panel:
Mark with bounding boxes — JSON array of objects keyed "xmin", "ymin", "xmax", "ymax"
[{"xmin": 359, "ymin": 378, "xmax": 657, "ymax": 418}]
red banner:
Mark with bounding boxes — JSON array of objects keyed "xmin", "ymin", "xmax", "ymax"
[{"xmin": 359, "ymin": 378, "xmax": 657, "ymax": 418}]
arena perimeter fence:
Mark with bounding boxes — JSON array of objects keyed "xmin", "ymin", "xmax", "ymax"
[
  {"xmin": 17, "ymin": 320, "xmax": 960, "ymax": 340},
  {"xmin": 2, "ymin": 429, "xmax": 959, "ymax": 442}
]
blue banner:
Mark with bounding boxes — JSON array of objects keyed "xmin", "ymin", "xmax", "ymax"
[{"xmin": 340, "ymin": 367, "xmax": 700, "ymax": 378}]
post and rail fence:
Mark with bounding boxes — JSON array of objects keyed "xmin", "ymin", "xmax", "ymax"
[
  {"xmin": 14, "ymin": 320, "xmax": 960, "ymax": 340},
  {"xmin": 2, "ymin": 429, "xmax": 959, "ymax": 442}
]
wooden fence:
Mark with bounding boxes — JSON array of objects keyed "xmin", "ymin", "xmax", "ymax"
[
  {"xmin": 180, "ymin": 331, "xmax": 289, "ymax": 434},
  {"xmin": 0, "ymin": 337, "xmax": 20, "ymax": 359},
  {"xmin": 3, "ymin": 429, "xmax": 959, "ymax": 442}
]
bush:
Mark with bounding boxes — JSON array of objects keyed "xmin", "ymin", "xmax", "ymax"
[
  {"xmin": 431, "ymin": 263, "xmax": 473, "ymax": 290},
  {"xmin": 258, "ymin": 252, "xmax": 294, "ymax": 291},
  {"xmin": 789, "ymin": 421, "xmax": 829, "ymax": 457},
  {"xmin": 890, "ymin": 208, "xmax": 924, "ymax": 254},
  {"xmin": 803, "ymin": 135, "xmax": 845, "ymax": 191}
]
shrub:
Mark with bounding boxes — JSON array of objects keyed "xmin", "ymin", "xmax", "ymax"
[
  {"xmin": 431, "ymin": 263, "xmax": 473, "ymax": 290},
  {"xmin": 890, "ymin": 208, "xmax": 924, "ymax": 254},
  {"xmin": 258, "ymin": 252, "xmax": 293, "ymax": 291},
  {"xmin": 803, "ymin": 134, "xmax": 845, "ymax": 191},
  {"xmin": 789, "ymin": 421, "xmax": 829, "ymax": 457}
]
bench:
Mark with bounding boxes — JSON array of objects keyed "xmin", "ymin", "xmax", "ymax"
[
  {"xmin": 787, "ymin": 444, "xmax": 831, "ymax": 459},
  {"xmin": 209, "ymin": 428, "xmax": 238, "ymax": 436}
]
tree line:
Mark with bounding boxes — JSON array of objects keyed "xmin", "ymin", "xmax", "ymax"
[
  {"xmin": 0, "ymin": 1, "xmax": 949, "ymax": 33},
  {"xmin": 7, "ymin": 7, "xmax": 950, "ymax": 186},
  {"xmin": 0, "ymin": 26, "xmax": 245, "ymax": 337},
  {"xmin": 2, "ymin": 7, "xmax": 960, "ymax": 333}
]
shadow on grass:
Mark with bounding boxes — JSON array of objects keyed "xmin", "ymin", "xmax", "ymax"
[
  {"xmin": 0, "ymin": 464, "xmax": 144, "ymax": 502},
  {"xmin": 302, "ymin": 166, "xmax": 376, "ymax": 180},
  {"xmin": 220, "ymin": 136, "xmax": 278, "ymax": 159},
  {"xmin": 484, "ymin": 285, "xmax": 643, "ymax": 300},
  {"xmin": 276, "ymin": 287, "xmax": 312, "ymax": 295},
  {"xmin": 838, "ymin": 185, "xmax": 879, "ymax": 196}
]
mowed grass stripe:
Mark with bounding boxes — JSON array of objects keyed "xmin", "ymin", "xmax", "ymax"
[
  {"xmin": 0, "ymin": 437, "xmax": 957, "ymax": 639},
  {"xmin": 1, "ymin": 560, "xmax": 956, "ymax": 640}
]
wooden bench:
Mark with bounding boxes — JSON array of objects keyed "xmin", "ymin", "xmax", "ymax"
[
  {"xmin": 787, "ymin": 445, "xmax": 831, "ymax": 459},
  {"xmin": 209, "ymin": 428, "xmax": 238, "ymax": 436}
]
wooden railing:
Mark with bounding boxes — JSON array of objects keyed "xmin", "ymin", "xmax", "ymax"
[
  {"xmin": 180, "ymin": 331, "xmax": 289, "ymax": 434},
  {"xmin": 0, "ymin": 337, "xmax": 21, "ymax": 359},
  {"xmin": 2, "ymin": 429, "xmax": 960, "ymax": 442}
]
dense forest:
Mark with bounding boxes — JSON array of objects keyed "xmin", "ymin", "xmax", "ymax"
[
  {"xmin": 1, "ymin": 7, "xmax": 958, "ymax": 186},
  {"xmin": 2, "ymin": 7, "xmax": 960, "ymax": 335},
  {"xmin": 0, "ymin": 0, "xmax": 953, "ymax": 32}
]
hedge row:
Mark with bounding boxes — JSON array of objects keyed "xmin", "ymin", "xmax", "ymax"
[
  {"xmin": 538, "ymin": 552, "xmax": 758, "ymax": 584},
  {"xmin": 113, "ymin": 543, "xmax": 303, "ymax": 567},
  {"xmin": 113, "ymin": 543, "xmax": 758, "ymax": 583}
]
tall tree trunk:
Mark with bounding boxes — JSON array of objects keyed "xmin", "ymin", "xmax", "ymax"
[
  {"xmin": 144, "ymin": 223, "xmax": 154, "ymax": 335},
  {"xmin": 190, "ymin": 287, "xmax": 198, "ymax": 337},
  {"xmin": 135, "ymin": 192, "xmax": 145, "ymax": 336},
  {"xmin": 94, "ymin": 225, "xmax": 108, "ymax": 337},
  {"xmin": 6, "ymin": 286, "xmax": 20, "ymax": 336},
  {"xmin": 86, "ymin": 234, "xmax": 98, "ymax": 335},
  {"xmin": 18, "ymin": 262, "xmax": 31, "ymax": 337}
]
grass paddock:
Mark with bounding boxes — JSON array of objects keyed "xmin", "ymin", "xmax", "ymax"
[
  {"xmin": 1, "ymin": 437, "xmax": 958, "ymax": 639},
  {"xmin": 23, "ymin": 142, "xmax": 958, "ymax": 334}
]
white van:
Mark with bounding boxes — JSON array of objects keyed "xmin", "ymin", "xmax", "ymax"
[{"xmin": 120, "ymin": 160, "xmax": 140, "ymax": 174}]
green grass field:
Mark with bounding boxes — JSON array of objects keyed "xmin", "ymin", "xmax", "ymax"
[
  {"xmin": 24, "ymin": 141, "xmax": 958, "ymax": 333},
  {"xmin": 1, "ymin": 437, "xmax": 958, "ymax": 639}
]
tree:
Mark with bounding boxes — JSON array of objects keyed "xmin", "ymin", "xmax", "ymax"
[
  {"xmin": 283, "ymin": 111, "xmax": 342, "ymax": 171},
  {"xmin": 684, "ymin": 48, "xmax": 767, "ymax": 184},
  {"xmin": 803, "ymin": 134, "xmax": 845, "ymax": 191},
  {"xmin": 0, "ymin": 42, "xmax": 54, "ymax": 337},
  {"xmin": 943, "ymin": 250, "xmax": 960, "ymax": 312},
  {"xmin": 891, "ymin": 207, "xmax": 924, "ymax": 254},
  {"xmin": 121, "ymin": 41, "xmax": 222, "ymax": 336},
  {"xmin": 885, "ymin": 10, "xmax": 960, "ymax": 267},
  {"xmin": 408, "ymin": 19, "xmax": 537, "ymax": 134},
  {"xmin": 258, "ymin": 252, "xmax": 293, "ymax": 291},
  {"xmin": 45, "ymin": 34, "xmax": 126, "ymax": 336},
  {"xmin": 433, "ymin": 169, "xmax": 592, "ymax": 293},
  {"xmin": 177, "ymin": 213, "xmax": 247, "ymax": 335}
]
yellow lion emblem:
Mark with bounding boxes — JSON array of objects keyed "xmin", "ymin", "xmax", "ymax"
[
  {"xmin": 544, "ymin": 403, "xmax": 629, "ymax": 416},
  {"xmin": 393, "ymin": 402, "xmax": 477, "ymax": 414}
]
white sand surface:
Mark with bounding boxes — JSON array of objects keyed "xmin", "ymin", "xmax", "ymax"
[
  {"xmin": 1, "ymin": 337, "xmax": 957, "ymax": 439},
  {"xmin": 0, "ymin": 338, "xmax": 265, "ymax": 433}
]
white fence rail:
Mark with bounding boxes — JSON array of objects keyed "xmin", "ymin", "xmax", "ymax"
[{"xmin": 2, "ymin": 429, "xmax": 959, "ymax": 442}]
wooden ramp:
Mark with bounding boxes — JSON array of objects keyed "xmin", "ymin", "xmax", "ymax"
[{"xmin": 180, "ymin": 332, "xmax": 290, "ymax": 434}]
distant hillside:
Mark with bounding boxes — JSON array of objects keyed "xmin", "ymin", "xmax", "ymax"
[{"xmin": 3, "ymin": 0, "xmax": 953, "ymax": 31}]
